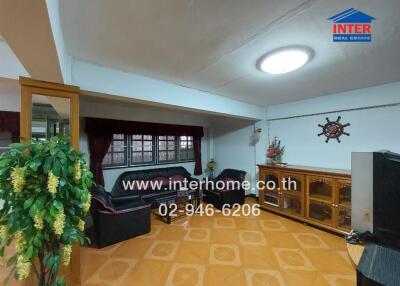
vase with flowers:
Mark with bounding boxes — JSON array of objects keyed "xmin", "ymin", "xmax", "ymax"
[
  {"xmin": 0, "ymin": 136, "xmax": 93, "ymax": 286},
  {"xmin": 205, "ymin": 158, "xmax": 217, "ymax": 179},
  {"xmin": 267, "ymin": 137, "xmax": 285, "ymax": 165}
]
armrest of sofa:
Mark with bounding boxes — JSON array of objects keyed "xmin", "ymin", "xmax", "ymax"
[{"xmin": 110, "ymin": 193, "xmax": 141, "ymax": 204}]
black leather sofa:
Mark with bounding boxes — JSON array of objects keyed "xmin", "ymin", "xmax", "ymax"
[
  {"xmin": 203, "ymin": 169, "xmax": 246, "ymax": 209},
  {"xmin": 91, "ymin": 186, "xmax": 151, "ymax": 247},
  {"xmin": 111, "ymin": 166, "xmax": 199, "ymax": 207}
]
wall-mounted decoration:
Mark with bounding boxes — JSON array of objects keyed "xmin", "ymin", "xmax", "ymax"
[
  {"xmin": 318, "ymin": 116, "xmax": 350, "ymax": 143},
  {"xmin": 251, "ymin": 127, "xmax": 262, "ymax": 145}
]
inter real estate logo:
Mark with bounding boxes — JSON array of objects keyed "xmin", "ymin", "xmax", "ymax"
[{"xmin": 328, "ymin": 8, "xmax": 375, "ymax": 42}]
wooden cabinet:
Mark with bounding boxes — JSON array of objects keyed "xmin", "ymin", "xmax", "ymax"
[{"xmin": 258, "ymin": 165, "xmax": 351, "ymax": 234}]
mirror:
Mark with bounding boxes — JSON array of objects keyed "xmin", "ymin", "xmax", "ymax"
[{"xmin": 31, "ymin": 94, "xmax": 71, "ymax": 141}]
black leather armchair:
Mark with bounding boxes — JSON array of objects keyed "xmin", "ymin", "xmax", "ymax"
[
  {"xmin": 203, "ymin": 169, "xmax": 246, "ymax": 209},
  {"xmin": 90, "ymin": 186, "xmax": 151, "ymax": 247}
]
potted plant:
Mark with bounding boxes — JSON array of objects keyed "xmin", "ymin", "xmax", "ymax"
[
  {"xmin": 0, "ymin": 136, "xmax": 93, "ymax": 285},
  {"xmin": 267, "ymin": 137, "xmax": 285, "ymax": 165},
  {"xmin": 205, "ymin": 158, "xmax": 217, "ymax": 178}
]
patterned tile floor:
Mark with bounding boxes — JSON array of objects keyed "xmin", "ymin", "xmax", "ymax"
[{"xmin": 81, "ymin": 198, "xmax": 356, "ymax": 286}]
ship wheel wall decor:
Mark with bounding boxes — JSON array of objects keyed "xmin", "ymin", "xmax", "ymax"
[{"xmin": 318, "ymin": 116, "xmax": 350, "ymax": 143}]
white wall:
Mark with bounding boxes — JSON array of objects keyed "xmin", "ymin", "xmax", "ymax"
[
  {"xmin": 0, "ymin": 41, "xmax": 29, "ymax": 79},
  {"xmin": 79, "ymin": 97, "xmax": 212, "ymax": 191},
  {"xmin": 0, "ymin": 79, "xmax": 20, "ymax": 112},
  {"xmin": 72, "ymin": 59, "xmax": 265, "ymax": 120},
  {"xmin": 211, "ymin": 82, "xmax": 400, "ymax": 197},
  {"xmin": 267, "ymin": 82, "xmax": 400, "ymax": 170},
  {"xmin": 212, "ymin": 118, "xmax": 266, "ymax": 195}
]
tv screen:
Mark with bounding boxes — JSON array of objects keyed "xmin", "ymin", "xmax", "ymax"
[{"xmin": 373, "ymin": 151, "xmax": 400, "ymax": 249}]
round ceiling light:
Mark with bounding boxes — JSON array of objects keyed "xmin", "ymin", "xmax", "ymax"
[{"xmin": 258, "ymin": 47, "xmax": 313, "ymax": 75}]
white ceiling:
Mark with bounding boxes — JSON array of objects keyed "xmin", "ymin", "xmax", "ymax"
[
  {"xmin": 60, "ymin": 0, "xmax": 400, "ymax": 106},
  {"xmin": 0, "ymin": 0, "xmax": 63, "ymax": 83}
]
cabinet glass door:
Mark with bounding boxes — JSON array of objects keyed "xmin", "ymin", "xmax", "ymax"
[
  {"xmin": 263, "ymin": 191, "xmax": 280, "ymax": 209},
  {"xmin": 309, "ymin": 176, "xmax": 333, "ymax": 203},
  {"xmin": 308, "ymin": 201, "xmax": 333, "ymax": 226},
  {"xmin": 338, "ymin": 180, "xmax": 351, "ymax": 208},
  {"xmin": 338, "ymin": 206, "xmax": 351, "ymax": 231},
  {"xmin": 282, "ymin": 194, "xmax": 302, "ymax": 216},
  {"xmin": 281, "ymin": 172, "xmax": 303, "ymax": 195},
  {"xmin": 264, "ymin": 172, "xmax": 280, "ymax": 192},
  {"xmin": 337, "ymin": 180, "xmax": 351, "ymax": 231}
]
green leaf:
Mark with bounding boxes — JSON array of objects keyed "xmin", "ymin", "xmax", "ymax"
[
  {"xmin": 44, "ymin": 156, "xmax": 53, "ymax": 173},
  {"xmin": 0, "ymin": 159, "xmax": 12, "ymax": 168},
  {"xmin": 36, "ymin": 196, "xmax": 47, "ymax": 209},
  {"xmin": 29, "ymin": 159, "xmax": 42, "ymax": 171},
  {"xmin": 9, "ymin": 143, "xmax": 24, "ymax": 150},
  {"xmin": 23, "ymin": 197, "xmax": 34, "ymax": 210},
  {"xmin": 59, "ymin": 178, "xmax": 67, "ymax": 187},
  {"xmin": 52, "ymin": 160, "xmax": 62, "ymax": 177},
  {"xmin": 56, "ymin": 276, "xmax": 66, "ymax": 286},
  {"xmin": 29, "ymin": 204, "xmax": 38, "ymax": 217},
  {"xmin": 52, "ymin": 200, "xmax": 63, "ymax": 210},
  {"xmin": 26, "ymin": 245, "xmax": 33, "ymax": 258},
  {"xmin": 33, "ymin": 236, "xmax": 42, "ymax": 247}
]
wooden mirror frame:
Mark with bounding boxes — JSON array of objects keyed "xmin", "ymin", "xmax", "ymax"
[
  {"xmin": 19, "ymin": 77, "xmax": 81, "ymax": 285},
  {"xmin": 19, "ymin": 77, "xmax": 80, "ymax": 149}
]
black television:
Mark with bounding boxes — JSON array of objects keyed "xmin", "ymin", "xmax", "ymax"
[
  {"xmin": 352, "ymin": 151, "xmax": 400, "ymax": 250},
  {"xmin": 373, "ymin": 151, "xmax": 400, "ymax": 249}
]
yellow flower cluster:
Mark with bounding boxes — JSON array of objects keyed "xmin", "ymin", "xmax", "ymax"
[
  {"xmin": 62, "ymin": 244, "xmax": 72, "ymax": 266},
  {"xmin": 16, "ymin": 255, "xmax": 31, "ymax": 280},
  {"xmin": 0, "ymin": 225, "xmax": 8, "ymax": 242},
  {"xmin": 77, "ymin": 219, "xmax": 85, "ymax": 232},
  {"xmin": 14, "ymin": 231, "xmax": 26, "ymax": 253},
  {"xmin": 83, "ymin": 193, "xmax": 92, "ymax": 213},
  {"xmin": 53, "ymin": 212, "xmax": 65, "ymax": 236},
  {"xmin": 47, "ymin": 171, "xmax": 59, "ymax": 194},
  {"xmin": 34, "ymin": 213, "xmax": 44, "ymax": 230},
  {"xmin": 11, "ymin": 167, "xmax": 25, "ymax": 193},
  {"xmin": 74, "ymin": 161, "xmax": 81, "ymax": 181}
]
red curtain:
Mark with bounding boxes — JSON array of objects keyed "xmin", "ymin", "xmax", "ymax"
[
  {"xmin": 193, "ymin": 137, "xmax": 202, "ymax": 175},
  {"xmin": 88, "ymin": 133, "xmax": 113, "ymax": 186},
  {"xmin": 0, "ymin": 111, "xmax": 20, "ymax": 142}
]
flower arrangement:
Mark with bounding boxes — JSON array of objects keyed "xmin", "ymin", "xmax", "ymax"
[
  {"xmin": 205, "ymin": 158, "xmax": 217, "ymax": 178},
  {"xmin": 267, "ymin": 137, "xmax": 285, "ymax": 164},
  {"xmin": 0, "ymin": 136, "xmax": 94, "ymax": 286}
]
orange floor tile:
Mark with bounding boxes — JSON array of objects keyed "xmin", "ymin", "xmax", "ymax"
[{"xmin": 80, "ymin": 198, "xmax": 356, "ymax": 286}]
